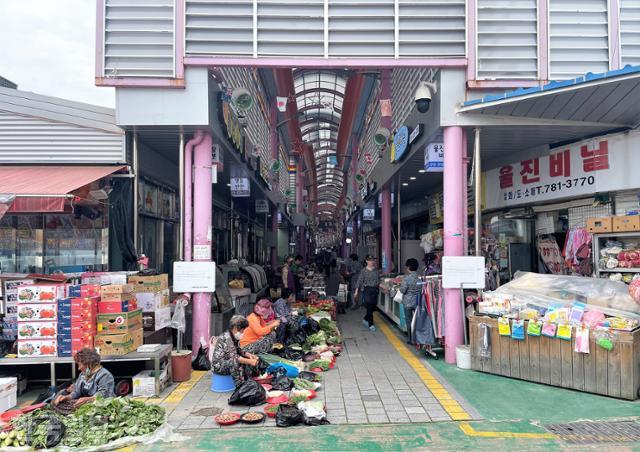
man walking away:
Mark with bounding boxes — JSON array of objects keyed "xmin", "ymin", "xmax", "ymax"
[{"xmin": 354, "ymin": 255, "xmax": 380, "ymax": 332}]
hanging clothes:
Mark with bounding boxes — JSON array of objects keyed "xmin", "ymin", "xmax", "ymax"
[{"xmin": 411, "ymin": 290, "xmax": 436, "ymax": 346}]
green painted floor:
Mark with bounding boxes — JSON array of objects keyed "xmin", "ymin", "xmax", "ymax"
[{"xmin": 137, "ymin": 314, "xmax": 640, "ymax": 451}]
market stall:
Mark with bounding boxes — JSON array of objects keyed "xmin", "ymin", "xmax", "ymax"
[{"xmin": 470, "ymin": 272, "xmax": 640, "ymax": 400}]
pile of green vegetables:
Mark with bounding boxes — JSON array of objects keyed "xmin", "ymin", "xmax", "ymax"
[
  {"xmin": 308, "ymin": 359, "xmax": 331, "ymax": 371},
  {"xmin": 304, "ymin": 331, "xmax": 326, "ymax": 348},
  {"xmin": 11, "ymin": 398, "xmax": 165, "ymax": 449},
  {"xmin": 293, "ymin": 377, "xmax": 315, "ymax": 390},
  {"xmin": 318, "ymin": 318, "xmax": 338, "ymax": 336}
]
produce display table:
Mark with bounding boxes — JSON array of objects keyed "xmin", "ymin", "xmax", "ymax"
[
  {"xmin": 0, "ymin": 344, "xmax": 172, "ymax": 388},
  {"xmin": 469, "ymin": 315, "xmax": 640, "ymax": 400}
]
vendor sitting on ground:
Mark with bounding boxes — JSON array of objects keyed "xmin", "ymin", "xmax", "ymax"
[
  {"xmin": 240, "ymin": 299, "xmax": 280, "ymax": 354},
  {"xmin": 53, "ymin": 348, "xmax": 115, "ymax": 408},
  {"xmin": 211, "ymin": 315, "xmax": 259, "ymax": 384},
  {"xmin": 273, "ymin": 288, "xmax": 295, "ymax": 323}
]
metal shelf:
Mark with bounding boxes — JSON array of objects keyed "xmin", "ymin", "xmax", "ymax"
[
  {"xmin": 593, "ymin": 231, "xmax": 640, "ymax": 238},
  {"xmin": 598, "ymin": 268, "xmax": 640, "ymax": 273},
  {"xmin": 593, "ymin": 231, "xmax": 640, "ymax": 279}
]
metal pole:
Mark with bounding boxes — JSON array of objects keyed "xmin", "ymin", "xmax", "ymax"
[
  {"xmin": 474, "ymin": 128, "xmax": 482, "ymax": 257},
  {"xmin": 132, "ymin": 132, "xmax": 139, "ymax": 251},
  {"xmin": 178, "ymin": 132, "xmax": 185, "ymax": 261},
  {"xmin": 396, "ymin": 187, "xmax": 401, "ymax": 272}
]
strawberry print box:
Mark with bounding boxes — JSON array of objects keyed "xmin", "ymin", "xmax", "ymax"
[
  {"xmin": 17, "ymin": 339, "xmax": 57, "ymax": 357},
  {"xmin": 18, "ymin": 321, "xmax": 57, "ymax": 339},
  {"xmin": 17, "ymin": 304, "xmax": 57, "ymax": 321},
  {"xmin": 17, "ymin": 285, "xmax": 65, "ymax": 303}
]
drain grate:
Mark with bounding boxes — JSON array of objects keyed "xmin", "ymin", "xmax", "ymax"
[
  {"xmin": 191, "ymin": 407, "xmax": 223, "ymax": 416},
  {"xmin": 544, "ymin": 421, "xmax": 640, "ymax": 444}
]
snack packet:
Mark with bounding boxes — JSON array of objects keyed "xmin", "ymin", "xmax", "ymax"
[
  {"xmin": 498, "ymin": 317, "xmax": 511, "ymax": 336},
  {"xmin": 557, "ymin": 323, "xmax": 572, "ymax": 341},
  {"xmin": 511, "ymin": 319, "xmax": 525, "ymax": 340},
  {"xmin": 527, "ymin": 319, "xmax": 542, "ymax": 336}
]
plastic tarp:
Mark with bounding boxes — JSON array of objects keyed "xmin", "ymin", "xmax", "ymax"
[{"xmin": 491, "ymin": 271, "xmax": 640, "ymax": 321}]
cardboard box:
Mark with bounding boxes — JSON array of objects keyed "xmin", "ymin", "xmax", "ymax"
[
  {"xmin": 96, "ymin": 309, "xmax": 142, "ymax": 334},
  {"xmin": 58, "ymin": 334, "xmax": 94, "ymax": 354},
  {"xmin": 16, "ymin": 285, "xmax": 65, "ymax": 303},
  {"xmin": 17, "ymin": 339, "xmax": 57, "ymax": 357},
  {"xmin": 142, "ymin": 306, "xmax": 171, "ymax": 332},
  {"xmin": 100, "ymin": 292, "xmax": 135, "ymax": 303},
  {"xmin": 132, "ymin": 368, "xmax": 167, "ymax": 397},
  {"xmin": 128, "ymin": 275, "xmax": 169, "ymax": 293},
  {"xmin": 17, "ymin": 321, "xmax": 57, "ymax": 339},
  {"xmin": 71, "ymin": 321, "xmax": 96, "ymax": 336},
  {"xmin": 67, "ymin": 284, "xmax": 101, "ymax": 298},
  {"xmin": 16, "ymin": 303, "xmax": 57, "ymax": 321},
  {"xmin": 135, "ymin": 289, "xmax": 170, "ymax": 312},
  {"xmin": 0, "ymin": 377, "xmax": 17, "ymax": 412},
  {"xmin": 101, "ymin": 284, "xmax": 134, "ymax": 296},
  {"xmin": 130, "ymin": 327, "xmax": 143, "ymax": 349},
  {"xmin": 587, "ymin": 217, "xmax": 612, "ymax": 233},
  {"xmin": 99, "ymin": 300, "xmax": 133, "ymax": 314},
  {"xmin": 95, "ymin": 331, "xmax": 136, "ymax": 355},
  {"xmin": 81, "ymin": 272, "xmax": 128, "ymax": 286},
  {"xmin": 613, "ymin": 215, "xmax": 640, "ymax": 232},
  {"xmin": 71, "ymin": 307, "xmax": 97, "ymax": 323}
]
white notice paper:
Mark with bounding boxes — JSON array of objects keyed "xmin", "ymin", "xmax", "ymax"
[
  {"xmin": 193, "ymin": 245, "xmax": 211, "ymax": 260},
  {"xmin": 442, "ymin": 256, "xmax": 486, "ymax": 289},
  {"xmin": 173, "ymin": 261, "xmax": 216, "ymax": 293}
]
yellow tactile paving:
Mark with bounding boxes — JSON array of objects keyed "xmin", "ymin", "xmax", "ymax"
[
  {"xmin": 460, "ymin": 423, "xmax": 558, "ymax": 439},
  {"xmin": 375, "ymin": 313, "xmax": 472, "ymax": 420},
  {"xmin": 161, "ymin": 370, "xmax": 207, "ymax": 407}
]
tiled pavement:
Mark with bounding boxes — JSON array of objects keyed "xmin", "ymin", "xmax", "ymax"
[{"xmin": 156, "ymin": 309, "xmax": 480, "ymax": 430}]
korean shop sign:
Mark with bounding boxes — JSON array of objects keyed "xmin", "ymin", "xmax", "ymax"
[
  {"xmin": 230, "ymin": 177, "xmax": 250, "ymax": 197},
  {"xmin": 220, "ymin": 98, "xmax": 244, "ymax": 154},
  {"xmin": 390, "ymin": 126, "xmax": 410, "ymax": 163},
  {"xmin": 484, "ymin": 131, "xmax": 640, "ymax": 210}
]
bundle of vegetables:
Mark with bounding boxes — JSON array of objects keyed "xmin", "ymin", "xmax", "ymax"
[
  {"xmin": 327, "ymin": 335, "xmax": 343, "ymax": 345},
  {"xmin": 0, "ymin": 428, "xmax": 27, "ymax": 448},
  {"xmin": 318, "ymin": 318, "xmax": 338, "ymax": 336},
  {"xmin": 293, "ymin": 377, "xmax": 315, "ymax": 390},
  {"xmin": 60, "ymin": 398, "xmax": 165, "ymax": 448},
  {"xmin": 259, "ymin": 353, "xmax": 301, "ymax": 368},
  {"xmin": 308, "ymin": 359, "xmax": 331, "ymax": 371},
  {"xmin": 304, "ymin": 331, "xmax": 326, "ymax": 348}
]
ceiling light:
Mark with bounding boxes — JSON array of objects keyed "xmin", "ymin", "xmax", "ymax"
[
  {"xmin": 402, "ymin": 183, "xmax": 409, "ymax": 187},
  {"xmin": 226, "ymin": 183, "xmax": 231, "ymax": 187},
  {"xmin": 418, "ymin": 169, "xmax": 426, "ymax": 173},
  {"xmin": 410, "ymin": 176, "xmax": 416, "ymax": 180}
]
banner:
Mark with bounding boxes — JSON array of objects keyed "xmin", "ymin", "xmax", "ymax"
[
  {"xmin": 484, "ymin": 131, "xmax": 640, "ymax": 210},
  {"xmin": 276, "ymin": 97, "xmax": 288, "ymax": 112}
]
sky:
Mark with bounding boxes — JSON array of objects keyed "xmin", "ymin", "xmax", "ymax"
[{"xmin": 0, "ymin": 0, "xmax": 115, "ymax": 107}]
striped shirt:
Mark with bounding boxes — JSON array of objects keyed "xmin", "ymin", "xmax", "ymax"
[{"xmin": 356, "ymin": 267, "xmax": 380, "ymax": 291}]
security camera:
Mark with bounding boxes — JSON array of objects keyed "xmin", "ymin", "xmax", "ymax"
[{"xmin": 415, "ymin": 81, "xmax": 436, "ymax": 113}]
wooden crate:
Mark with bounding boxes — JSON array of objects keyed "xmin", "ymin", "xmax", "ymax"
[{"xmin": 469, "ymin": 316, "xmax": 640, "ymax": 400}]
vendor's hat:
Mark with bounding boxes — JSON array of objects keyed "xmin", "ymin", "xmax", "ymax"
[{"xmin": 365, "ymin": 255, "xmax": 377, "ymax": 261}]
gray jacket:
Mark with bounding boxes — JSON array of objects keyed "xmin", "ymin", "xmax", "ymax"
[
  {"xmin": 399, "ymin": 271, "xmax": 421, "ymax": 308},
  {"xmin": 70, "ymin": 366, "xmax": 115, "ymax": 399}
]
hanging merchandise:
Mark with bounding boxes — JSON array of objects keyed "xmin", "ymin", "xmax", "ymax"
[
  {"xmin": 562, "ymin": 227, "xmax": 592, "ymax": 275},
  {"xmin": 478, "ymin": 323, "xmax": 491, "ymax": 359},
  {"xmin": 556, "ymin": 323, "xmax": 572, "ymax": 341},
  {"xmin": 527, "ymin": 319, "xmax": 542, "ymax": 336},
  {"xmin": 421, "ymin": 277, "xmax": 445, "ymax": 339},
  {"xmin": 574, "ymin": 326, "xmax": 590, "ymax": 353},
  {"xmin": 498, "ymin": 317, "xmax": 511, "ymax": 336},
  {"xmin": 511, "ymin": 319, "xmax": 525, "ymax": 340},
  {"xmin": 542, "ymin": 321, "xmax": 557, "ymax": 338},
  {"xmin": 595, "ymin": 328, "xmax": 615, "ymax": 351},
  {"xmin": 569, "ymin": 302, "xmax": 586, "ymax": 324},
  {"xmin": 536, "ymin": 236, "xmax": 565, "ymax": 274}
]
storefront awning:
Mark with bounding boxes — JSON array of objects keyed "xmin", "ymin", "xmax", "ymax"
[
  {"xmin": 459, "ymin": 65, "xmax": 640, "ymax": 127},
  {"xmin": 0, "ymin": 166, "xmax": 126, "ymax": 214}
]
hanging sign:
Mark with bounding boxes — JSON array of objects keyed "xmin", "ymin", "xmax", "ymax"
[
  {"xmin": 363, "ymin": 208, "xmax": 375, "ymax": 221},
  {"xmin": 220, "ymin": 98, "xmax": 244, "ymax": 154},
  {"xmin": 276, "ymin": 96, "xmax": 288, "ymax": 112},
  {"xmin": 409, "ymin": 124, "xmax": 423, "ymax": 144},
  {"xmin": 212, "ymin": 143, "xmax": 224, "ymax": 171},
  {"xmin": 484, "ymin": 131, "xmax": 640, "ymax": 210},
  {"xmin": 425, "ymin": 142, "xmax": 444, "ymax": 172},
  {"xmin": 377, "ymin": 193, "xmax": 395, "ymax": 208},
  {"xmin": 390, "ymin": 125, "xmax": 410, "ymax": 163},
  {"xmin": 230, "ymin": 177, "xmax": 250, "ymax": 197},
  {"xmin": 256, "ymin": 199, "xmax": 269, "ymax": 213}
]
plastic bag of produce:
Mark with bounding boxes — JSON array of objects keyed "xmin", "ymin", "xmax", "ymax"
[
  {"xmin": 270, "ymin": 367, "xmax": 294, "ymax": 390},
  {"xmin": 228, "ymin": 380, "xmax": 266, "ymax": 406},
  {"xmin": 283, "ymin": 347, "xmax": 304, "ymax": 361},
  {"xmin": 27, "ymin": 413, "xmax": 66, "ymax": 449},
  {"xmin": 275, "ymin": 404, "xmax": 304, "ymax": 427},
  {"xmin": 192, "ymin": 345, "xmax": 211, "ymax": 371},
  {"xmin": 298, "ymin": 401, "xmax": 330, "ymax": 426}
]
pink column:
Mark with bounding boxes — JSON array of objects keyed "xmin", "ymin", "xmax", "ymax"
[
  {"xmin": 191, "ymin": 131, "xmax": 212, "ymax": 352},
  {"xmin": 184, "ymin": 131, "xmax": 204, "ymax": 262},
  {"xmin": 271, "ymin": 207, "xmax": 278, "ymax": 270},
  {"xmin": 296, "ymin": 160, "xmax": 304, "ymax": 258},
  {"xmin": 381, "ymin": 187, "xmax": 392, "ymax": 273},
  {"xmin": 462, "ymin": 130, "xmax": 469, "ymax": 256},
  {"xmin": 270, "ymin": 104, "xmax": 279, "ymax": 269},
  {"xmin": 443, "ymin": 126, "xmax": 465, "ymax": 364}
]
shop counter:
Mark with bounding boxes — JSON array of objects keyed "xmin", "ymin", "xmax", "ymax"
[
  {"xmin": 378, "ymin": 291, "xmax": 406, "ymax": 332},
  {"xmin": 468, "ymin": 315, "xmax": 640, "ymax": 400},
  {"xmin": 0, "ymin": 344, "xmax": 172, "ymax": 389}
]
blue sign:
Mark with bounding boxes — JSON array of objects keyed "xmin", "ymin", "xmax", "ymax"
[{"xmin": 391, "ymin": 125, "xmax": 410, "ymax": 163}]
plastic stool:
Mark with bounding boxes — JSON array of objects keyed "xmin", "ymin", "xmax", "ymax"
[{"xmin": 211, "ymin": 373, "xmax": 236, "ymax": 393}]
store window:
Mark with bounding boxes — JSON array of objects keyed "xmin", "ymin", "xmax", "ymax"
[{"xmin": 0, "ymin": 209, "xmax": 108, "ymax": 274}]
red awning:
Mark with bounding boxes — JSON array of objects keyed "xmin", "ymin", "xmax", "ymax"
[{"xmin": 0, "ymin": 166, "xmax": 125, "ymax": 213}]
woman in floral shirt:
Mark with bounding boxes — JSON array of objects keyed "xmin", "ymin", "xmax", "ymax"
[{"xmin": 211, "ymin": 315, "xmax": 259, "ymax": 385}]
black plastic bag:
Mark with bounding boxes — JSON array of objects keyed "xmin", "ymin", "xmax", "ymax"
[
  {"xmin": 298, "ymin": 371, "xmax": 321, "ymax": 382},
  {"xmin": 303, "ymin": 318, "xmax": 320, "ymax": 335},
  {"xmin": 27, "ymin": 413, "xmax": 66, "ymax": 448},
  {"xmin": 270, "ymin": 367, "xmax": 293, "ymax": 390},
  {"xmin": 192, "ymin": 345, "xmax": 211, "ymax": 371},
  {"xmin": 285, "ymin": 331, "xmax": 307, "ymax": 347},
  {"xmin": 275, "ymin": 404, "xmax": 304, "ymax": 427},
  {"xmin": 228, "ymin": 380, "xmax": 266, "ymax": 406},
  {"xmin": 283, "ymin": 347, "xmax": 304, "ymax": 361},
  {"xmin": 249, "ymin": 357, "xmax": 270, "ymax": 377},
  {"xmin": 304, "ymin": 413, "xmax": 330, "ymax": 426},
  {"xmin": 275, "ymin": 322, "xmax": 287, "ymax": 344}
]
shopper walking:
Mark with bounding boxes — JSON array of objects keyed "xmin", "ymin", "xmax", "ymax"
[
  {"xmin": 281, "ymin": 256, "xmax": 295, "ymax": 291},
  {"xmin": 399, "ymin": 258, "xmax": 421, "ymax": 344},
  {"xmin": 345, "ymin": 254, "xmax": 362, "ymax": 309},
  {"xmin": 354, "ymin": 255, "xmax": 380, "ymax": 331}
]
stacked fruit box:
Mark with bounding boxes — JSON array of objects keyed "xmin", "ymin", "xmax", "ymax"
[
  {"xmin": 57, "ymin": 284, "xmax": 100, "ymax": 357},
  {"xmin": 15, "ymin": 285, "xmax": 64, "ymax": 358},
  {"xmin": 95, "ymin": 284, "xmax": 143, "ymax": 356}
]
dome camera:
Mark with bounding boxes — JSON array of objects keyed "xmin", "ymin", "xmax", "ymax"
[{"xmin": 415, "ymin": 81, "xmax": 436, "ymax": 114}]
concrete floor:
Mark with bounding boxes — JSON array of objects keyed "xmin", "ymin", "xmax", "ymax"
[{"xmin": 135, "ymin": 308, "xmax": 640, "ymax": 451}]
